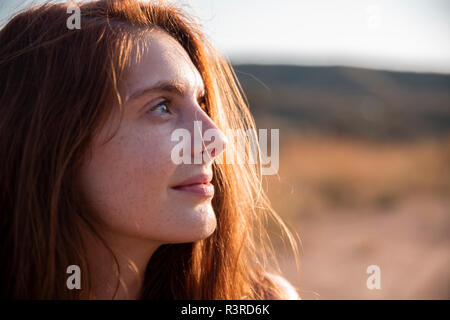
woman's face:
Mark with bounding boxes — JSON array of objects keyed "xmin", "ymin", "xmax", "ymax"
[{"xmin": 78, "ymin": 29, "xmax": 226, "ymax": 244}]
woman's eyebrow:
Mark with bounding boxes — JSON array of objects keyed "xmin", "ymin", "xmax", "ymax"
[{"xmin": 127, "ymin": 80, "xmax": 205, "ymax": 102}]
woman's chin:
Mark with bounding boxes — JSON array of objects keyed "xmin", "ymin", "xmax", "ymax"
[
  {"xmin": 183, "ymin": 204, "xmax": 217, "ymax": 241},
  {"xmin": 162, "ymin": 204, "xmax": 217, "ymax": 243}
]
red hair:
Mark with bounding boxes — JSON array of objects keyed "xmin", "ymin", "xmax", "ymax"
[{"xmin": 0, "ymin": 0, "xmax": 300, "ymax": 299}]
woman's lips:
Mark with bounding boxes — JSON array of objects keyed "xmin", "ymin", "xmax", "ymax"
[
  {"xmin": 171, "ymin": 182, "xmax": 214, "ymax": 197},
  {"xmin": 171, "ymin": 173, "xmax": 214, "ymax": 197}
]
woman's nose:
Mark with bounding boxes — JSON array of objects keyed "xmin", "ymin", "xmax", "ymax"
[{"xmin": 191, "ymin": 111, "xmax": 227, "ymax": 164}]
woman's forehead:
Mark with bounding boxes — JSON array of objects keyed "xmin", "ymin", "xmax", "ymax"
[{"xmin": 123, "ymin": 29, "xmax": 204, "ymax": 97}]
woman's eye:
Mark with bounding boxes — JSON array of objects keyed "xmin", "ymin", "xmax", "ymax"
[
  {"xmin": 198, "ymin": 95, "xmax": 207, "ymax": 109},
  {"xmin": 148, "ymin": 100, "xmax": 171, "ymax": 115}
]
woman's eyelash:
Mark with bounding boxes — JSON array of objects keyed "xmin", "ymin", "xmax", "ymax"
[
  {"xmin": 147, "ymin": 94, "xmax": 207, "ymax": 115},
  {"xmin": 198, "ymin": 95, "xmax": 207, "ymax": 108},
  {"xmin": 148, "ymin": 99, "xmax": 171, "ymax": 114}
]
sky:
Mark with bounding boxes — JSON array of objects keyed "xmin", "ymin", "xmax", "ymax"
[{"xmin": 1, "ymin": 0, "xmax": 449, "ymax": 74}]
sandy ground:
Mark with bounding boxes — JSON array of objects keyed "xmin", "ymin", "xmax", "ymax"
[{"xmin": 278, "ymin": 194, "xmax": 450, "ymax": 299}]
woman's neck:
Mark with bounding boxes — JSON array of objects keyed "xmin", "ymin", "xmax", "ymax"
[{"xmin": 82, "ymin": 228, "xmax": 160, "ymax": 299}]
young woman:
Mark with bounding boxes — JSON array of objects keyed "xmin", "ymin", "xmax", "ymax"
[{"xmin": 0, "ymin": 0, "xmax": 300, "ymax": 299}]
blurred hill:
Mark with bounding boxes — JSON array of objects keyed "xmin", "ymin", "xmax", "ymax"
[
  {"xmin": 233, "ymin": 64, "xmax": 450, "ymax": 141},
  {"xmin": 232, "ymin": 64, "xmax": 450, "ymax": 299}
]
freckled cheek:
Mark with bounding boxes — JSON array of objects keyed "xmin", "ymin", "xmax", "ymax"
[{"xmin": 123, "ymin": 136, "xmax": 177, "ymax": 196}]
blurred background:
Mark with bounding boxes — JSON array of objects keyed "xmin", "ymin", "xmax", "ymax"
[
  {"xmin": 1, "ymin": 0, "xmax": 449, "ymax": 299},
  {"xmin": 180, "ymin": 0, "xmax": 450, "ymax": 300}
]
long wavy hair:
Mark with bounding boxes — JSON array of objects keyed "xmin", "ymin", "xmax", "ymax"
[{"xmin": 0, "ymin": 0, "xmax": 300, "ymax": 299}]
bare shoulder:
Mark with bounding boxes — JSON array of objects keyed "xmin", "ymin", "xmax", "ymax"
[{"xmin": 264, "ymin": 272, "xmax": 301, "ymax": 300}]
